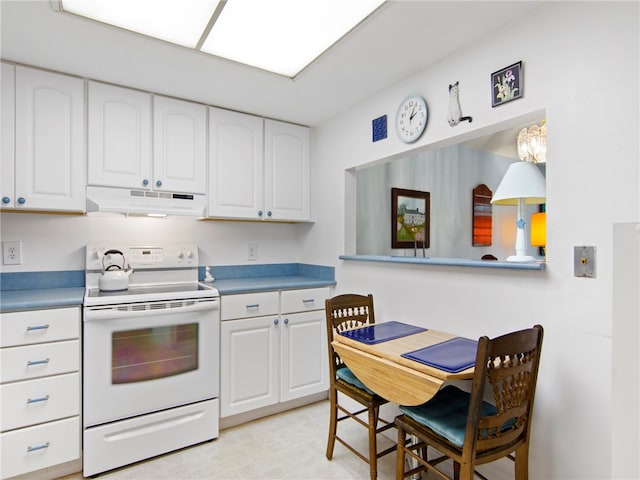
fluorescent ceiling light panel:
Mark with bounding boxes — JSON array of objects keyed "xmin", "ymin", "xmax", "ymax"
[
  {"xmin": 58, "ymin": 0, "xmax": 384, "ymax": 77},
  {"xmin": 61, "ymin": 0, "xmax": 221, "ymax": 48},
  {"xmin": 200, "ymin": 0, "xmax": 385, "ymax": 77}
]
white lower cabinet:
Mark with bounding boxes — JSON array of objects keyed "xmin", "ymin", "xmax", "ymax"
[
  {"xmin": 0, "ymin": 307, "xmax": 81, "ymax": 480},
  {"xmin": 279, "ymin": 309, "xmax": 327, "ymax": 402},
  {"xmin": 221, "ymin": 313, "xmax": 279, "ymax": 417},
  {"xmin": 220, "ymin": 288, "xmax": 330, "ymax": 417},
  {"xmin": 0, "ymin": 417, "xmax": 80, "ymax": 480}
]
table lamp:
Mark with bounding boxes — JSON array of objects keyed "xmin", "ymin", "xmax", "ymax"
[{"xmin": 491, "ymin": 161, "xmax": 546, "ymax": 262}]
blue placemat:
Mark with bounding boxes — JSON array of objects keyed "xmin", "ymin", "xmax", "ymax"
[
  {"xmin": 401, "ymin": 337, "xmax": 478, "ymax": 373},
  {"xmin": 338, "ymin": 321, "xmax": 427, "ymax": 345}
]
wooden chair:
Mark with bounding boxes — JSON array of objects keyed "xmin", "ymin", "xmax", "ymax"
[
  {"xmin": 395, "ymin": 325, "xmax": 544, "ymax": 480},
  {"xmin": 325, "ymin": 294, "xmax": 396, "ymax": 480}
]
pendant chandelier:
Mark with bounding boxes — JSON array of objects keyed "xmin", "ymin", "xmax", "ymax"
[{"xmin": 517, "ymin": 121, "xmax": 546, "ymax": 163}]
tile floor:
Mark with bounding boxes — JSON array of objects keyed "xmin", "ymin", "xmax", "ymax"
[{"xmin": 59, "ymin": 400, "xmax": 444, "ymax": 480}]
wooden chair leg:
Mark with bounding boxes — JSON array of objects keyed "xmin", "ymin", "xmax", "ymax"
[
  {"xmin": 368, "ymin": 406, "xmax": 378, "ymax": 480},
  {"xmin": 326, "ymin": 389, "xmax": 338, "ymax": 460},
  {"xmin": 514, "ymin": 444, "xmax": 529, "ymax": 480},
  {"xmin": 395, "ymin": 426, "xmax": 407, "ymax": 480},
  {"xmin": 459, "ymin": 460, "xmax": 476, "ymax": 480}
]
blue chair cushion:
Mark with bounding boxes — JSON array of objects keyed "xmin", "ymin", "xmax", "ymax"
[
  {"xmin": 336, "ymin": 367, "xmax": 377, "ymax": 396},
  {"xmin": 399, "ymin": 385, "xmax": 512, "ymax": 448}
]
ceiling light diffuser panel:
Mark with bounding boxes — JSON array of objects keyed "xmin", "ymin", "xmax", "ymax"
[
  {"xmin": 60, "ymin": 0, "xmax": 222, "ymax": 48},
  {"xmin": 200, "ymin": 0, "xmax": 385, "ymax": 77},
  {"xmin": 58, "ymin": 0, "xmax": 385, "ymax": 77}
]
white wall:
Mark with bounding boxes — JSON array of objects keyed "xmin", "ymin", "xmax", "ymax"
[
  {"xmin": 306, "ymin": 2, "xmax": 639, "ymax": 479},
  {"xmin": 0, "ymin": 213, "xmax": 307, "ymax": 271}
]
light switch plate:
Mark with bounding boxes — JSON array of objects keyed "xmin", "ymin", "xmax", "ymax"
[{"xmin": 574, "ymin": 246, "xmax": 595, "ymax": 278}]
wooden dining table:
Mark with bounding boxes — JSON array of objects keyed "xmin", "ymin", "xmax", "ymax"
[{"xmin": 332, "ymin": 323, "xmax": 475, "ymax": 406}]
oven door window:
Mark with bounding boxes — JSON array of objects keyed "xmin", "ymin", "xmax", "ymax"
[{"xmin": 112, "ymin": 323, "xmax": 198, "ymax": 384}]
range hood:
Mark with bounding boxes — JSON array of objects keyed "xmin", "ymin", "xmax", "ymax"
[{"xmin": 86, "ymin": 186, "xmax": 206, "ymax": 217}]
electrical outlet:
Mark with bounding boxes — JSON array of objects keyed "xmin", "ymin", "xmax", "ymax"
[
  {"xmin": 247, "ymin": 242, "xmax": 258, "ymax": 261},
  {"xmin": 3, "ymin": 241, "xmax": 23, "ymax": 265}
]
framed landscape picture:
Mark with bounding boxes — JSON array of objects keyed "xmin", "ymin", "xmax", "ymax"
[{"xmin": 392, "ymin": 188, "xmax": 430, "ymax": 249}]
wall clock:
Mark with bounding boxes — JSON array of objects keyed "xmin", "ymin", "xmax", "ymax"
[{"xmin": 395, "ymin": 95, "xmax": 428, "ymax": 143}]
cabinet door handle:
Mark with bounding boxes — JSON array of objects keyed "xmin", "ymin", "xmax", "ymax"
[
  {"xmin": 156, "ymin": 180, "xmax": 162, "ymax": 187},
  {"xmin": 246, "ymin": 304, "xmax": 259, "ymax": 309},
  {"xmin": 273, "ymin": 318, "xmax": 279, "ymax": 325},
  {"xmin": 267, "ymin": 210, "xmax": 272, "ymax": 217},
  {"xmin": 27, "ymin": 358, "xmax": 50, "ymax": 366},
  {"xmin": 1, "ymin": 196, "xmax": 10, "ymax": 204},
  {"xmin": 142, "ymin": 178, "xmax": 149, "ymax": 186},
  {"xmin": 302, "ymin": 299, "xmax": 315, "ymax": 304},
  {"xmin": 284, "ymin": 318, "xmax": 289, "ymax": 325},
  {"xmin": 258, "ymin": 210, "xmax": 263, "ymax": 217},
  {"xmin": 17, "ymin": 197, "xmax": 26, "ymax": 204},
  {"xmin": 27, "ymin": 395, "xmax": 50, "ymax": 404},
  {"xmin": 27, "ymin": 442, "xmax": 50, "ymax": 453},
  {"xmin": 26, "ymin": 324, "xmax": 50, "ymax": 331}
]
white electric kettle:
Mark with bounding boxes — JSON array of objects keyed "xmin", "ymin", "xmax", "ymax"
[{"xmin": 99, "ymin": 249, "xmax": 134, "ymax": 291}]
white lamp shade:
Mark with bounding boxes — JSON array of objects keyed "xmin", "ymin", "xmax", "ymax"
[{"xmin": 491, "ymin": 161, "xmax": 546, "ymax": 205}]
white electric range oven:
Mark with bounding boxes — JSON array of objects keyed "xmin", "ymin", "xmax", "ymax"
[{"xmin": 82, "ymin": 244, "xmax": 220, "ymax": 477}]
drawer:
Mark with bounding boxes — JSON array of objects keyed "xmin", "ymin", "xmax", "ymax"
[
  {"xmin": 281, "ymin": 287, "xmax": 331, "ymax": 314},
  {"xmin": 0, "ymin": 307, "xmax": 80, "ymax": 347},
  {"xmin": 1, "ymin": 373, "xmax": 80, "ymax": 432},
  {"xmin": 0, "ymin": 416, "xmax": 80, "ymax": 479},
  {"xmin": 1, "ymin": 340, "xmax": 79, "ymax": 383},
  {"xmin": 221, "ymin": 291, "xmax": 279, "ymax": 320}
]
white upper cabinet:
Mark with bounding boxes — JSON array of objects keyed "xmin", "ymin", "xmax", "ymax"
[
  {"xmin": 1, "ymin": 63, "xmax": 15, "ymax": 209},
  {"xmin": 2, "ymin": 65, "xmax": 85, "ymax": 212},
  {"xmin": 264, "ymin": 119, "xmax": 310, "ymax": 222},
  {"xmin": 88, "ymin": 82, "xmax": 207, "ymax": 195},
  {"xmin": 208, "ymin": 109, "xmax": 310, "ymax": 221},
  {"xmin": 88, "ymin": 81, "xmax": 152, "ymax": 190},
  {"xmin": 208, "ymin": 107, "xmax": 264, "ymax": 219},
  {"xmin": 153, "ymin": 95, "xmax": 207, "ymax": 194}
]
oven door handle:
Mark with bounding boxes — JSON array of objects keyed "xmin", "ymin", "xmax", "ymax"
[{"xmin": 84, "ymin": 300, "xmax": 219, "ymax": 321}]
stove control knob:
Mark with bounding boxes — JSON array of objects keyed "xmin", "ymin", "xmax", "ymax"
[
  {"xmin": 177, "ymin": 250, "xmax": 184, "ymax": 259},
  {"xmin": 185, "ymin": 250, "xmax": 193, "ymax": 259}
]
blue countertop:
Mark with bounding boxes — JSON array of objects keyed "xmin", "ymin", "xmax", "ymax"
[
  {"xmin": 0, "ymin": 287, "xmax": 86, "ymax": 313},
  {"xmin": 206, "ymin": 262, "xmax": 335, "ymax": 294},
  {"xmin": 210, "ymin": 275, "xmax": 336, "ymax": 295},
  {"xmin": 0, "ymin": 263, "xmax": 336, "ymax": 311}
]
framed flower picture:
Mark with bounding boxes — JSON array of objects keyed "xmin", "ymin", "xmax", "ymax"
[{"xmin": 491, "ymin": 61, "xmax": 523, "ymax": 107}]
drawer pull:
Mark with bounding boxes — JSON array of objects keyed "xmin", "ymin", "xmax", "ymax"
[
  {"xmin": 27, "ymin": 442, "xmax": 50, "ymax": 453},
  {"xmin": 26, "ymin": 324, "xmax": 50, "ymax": 331},
  {"xmin": 246, "ymin": 304, "xmax": 260, "ymax": 309},
  {"xmin": 302, "ymin": 299, "xmax": 315, "ymax": 304},
  {"xmin": 27, "ymin": 395, "xmax": 50, "ymax": 404},
  {"xmin": 27, "ymin": 358, "xmax": 51, "ymax": 366}
]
